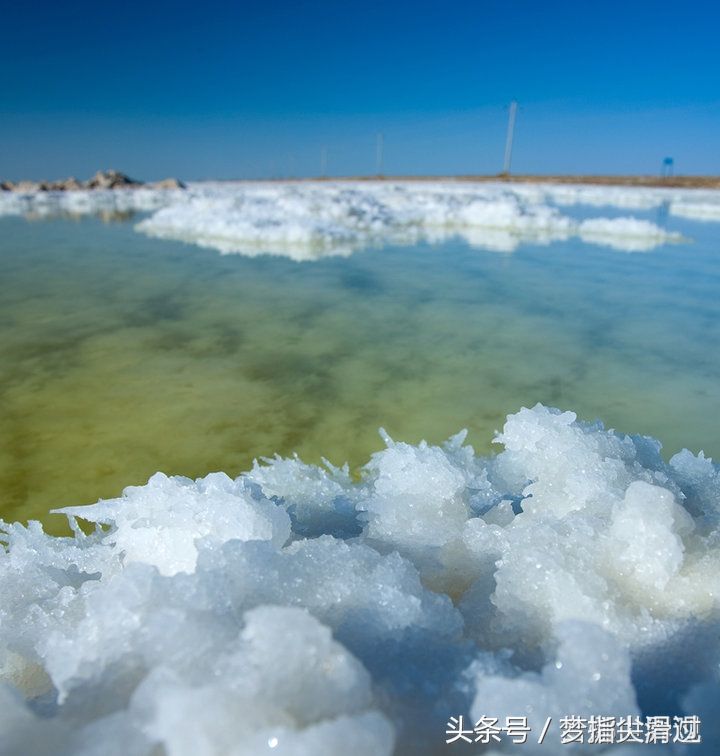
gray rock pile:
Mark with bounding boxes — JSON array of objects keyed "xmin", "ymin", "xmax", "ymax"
[
  {"xmin": 0, "ymin": 170, "xmax": 185, "ymax": 192},
  {"xmin": 85, "ymin": 170, "xmax": 141, "ymax": 189}
]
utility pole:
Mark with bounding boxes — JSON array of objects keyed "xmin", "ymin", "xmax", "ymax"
[
  {"xmin": 503, "ymin": 101, "xmax": 518, "ymax": 175},
  {"xmin": 320, "ymin": 147, "xmax": 328, "ymax": 178},
  {"xmin": 376, "ymin": 132, "xmax": 384, "ymax": 176}
]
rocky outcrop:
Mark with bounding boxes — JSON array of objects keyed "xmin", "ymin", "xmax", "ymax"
[
  {"xmin": 55, "ymin": 177, "xmax": 84, "ymax": 191},
  {"xmin": 1, "ymin": 170, "xmax": 185, "ymax": 192},
  {"xmin": 12, "ymin": 180, "xmax": 47, "ymax": 193},
  {"xmin": 85, "ymin": 170, "xmax": 142, "ymax": 189},
  {"xmin": 151, "ymin": 177, "xmax": 186, "ymax": 190}
]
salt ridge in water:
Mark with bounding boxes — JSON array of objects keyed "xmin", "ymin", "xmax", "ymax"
[
  {"xmin": 5, "ymin": 180, "xmax": 720, "ymax": 257},
  {"xmin": 136, "ymin": 183, "xmax": 684, "ymax": 256},
  {"xmin": 1, "ymin": 405, "xmax": 719, "ymax": 754}
]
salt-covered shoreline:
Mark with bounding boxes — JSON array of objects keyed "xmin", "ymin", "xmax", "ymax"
[
  {"xmin": 4, "ymin": 178, "xmax": 720, "ymax": 257},
  {"xmin": 1, "ymin": 405, "xmax": 719, "ymax": 754},
  {"xmin": 135, "ymin": 181, "xmax": 689, "ymax": 256}
]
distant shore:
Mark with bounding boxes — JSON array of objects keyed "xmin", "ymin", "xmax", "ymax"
[
  {"xmin": 256, "ymin": 174, "xmax": 720, "ymax": 189},
  {"xmin": 4, "ymin": 171, "xmax": 720, "ymax": 191}
]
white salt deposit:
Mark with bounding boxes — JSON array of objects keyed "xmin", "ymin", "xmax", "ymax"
[
  {"xmin": 538, "ymin": 183, "xmax": 668, "ymax": 210},
  {"xmin": 577, "ymin": 217, "xmax": 682, "ymax": 252},
  {"xmin": 134, "ymin": 182, "xmax": 683, "ymax": 256},
  {"xmin": 534, "ymin": 183, "xmax": 720, "ymax": 222},
  {"xmin": 1, "ymin": 180, "xmax": 707, "ymax": 256},
  {"xmin": 670, "ymin": 201, "xmax": 720, "ymax": 221},
  {"xmin": 0, "ymin": 187, "xmax": 183, "ymax": 218},
  {"xmin": 2, "ymin": 405, "xmax": 719, "ymax": 754}
]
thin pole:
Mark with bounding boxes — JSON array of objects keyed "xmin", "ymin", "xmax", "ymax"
[
  {"xmin": 376, "ymin": 133, "xmax": 384, "ymax": 176},
  {"xmin": 320, "ymin": 147, "xmax": 328, "ymax": 178},
  {"xmin": 503, "ymin": 101, "xmax": 518, "ymax": 175}
]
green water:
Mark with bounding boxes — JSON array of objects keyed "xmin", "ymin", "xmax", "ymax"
[{"xmin": 1, "ymin": 213, "xmax": 719, "ymax": 531}]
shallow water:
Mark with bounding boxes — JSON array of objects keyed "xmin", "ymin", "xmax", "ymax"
[{"xmin": 1, "ymin": 211, "xmax": 718, "ymax": 530}]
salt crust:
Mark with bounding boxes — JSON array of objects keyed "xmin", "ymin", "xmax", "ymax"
[
  {"xmin": 1, "ymin": 405, "xmax": 718, "ymax": 754},
  {"xmin": 4, "ymin": 181, "xmax": 717, "ymax": 257},
  {"xmin": 135, "ymin": 183, "xmax": 686, "ymax": 256}
]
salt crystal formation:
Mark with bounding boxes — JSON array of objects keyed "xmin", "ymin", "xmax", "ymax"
[
  {"xmin": 134, "ymin": 183, "xmax": 687, "ymax": 256},
  {"xmin": 4, "ymin": 180, "xmax": 719, "ymax": 256},
  {"xmin": 1, "ymin": 405, "xmax": 719, "ymax": 755}
]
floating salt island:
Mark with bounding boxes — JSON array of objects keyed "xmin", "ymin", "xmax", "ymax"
[{"xmin": 1, "ymin": 405, "xmax": 718, "ymax": 754}]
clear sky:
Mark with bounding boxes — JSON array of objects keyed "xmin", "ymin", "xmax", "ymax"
[{"xmin": 1, "ymin": 0, "xmax": 719, "ymax": 180}]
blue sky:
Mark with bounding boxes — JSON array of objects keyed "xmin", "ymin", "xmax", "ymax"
[{"xmin": 1, "ymin": 0, "xmax": 719, "ymax": 179}]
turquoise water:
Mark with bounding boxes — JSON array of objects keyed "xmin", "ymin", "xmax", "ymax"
[{"xmin": 1, "ymin": 212, "xmax": 718, "ymax": 529}]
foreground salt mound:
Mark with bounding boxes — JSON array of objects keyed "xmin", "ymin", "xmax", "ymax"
[
  {"xmin": 470, "ymin": 622, "xmax": 639, "ymax": 753},
  {"xmin": 1, "ymin": 405, "xmax": 719, "ymax": 755}
]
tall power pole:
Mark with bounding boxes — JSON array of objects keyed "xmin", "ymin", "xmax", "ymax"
[
  {"xmin": 503, "ymin": 101, "xmax": 518, "ymax": 175},
  {"xmin": 376, "ymin": 133, "xmax": 384, "ymax": 176},
  {"xmin": 320, "ymin": 147, "xmax": 328, "ymax": 178}
]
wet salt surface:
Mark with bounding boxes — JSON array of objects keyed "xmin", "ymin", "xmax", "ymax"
[
  {"xmin": 1, "ymin": 407, "xmax": 719, "ymax": 754},
  {"xmin": 0, "ymin": 184, "xmax": 719, "ymax": 754}
]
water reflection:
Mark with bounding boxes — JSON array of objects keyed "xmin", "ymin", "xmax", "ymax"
[
  {"xmin": 656, "ymin": 200, "xmax": 671, "ymax": 226},
  {"xmin": 23, "ymin": 209, "xmax": 138, "ymax": 223}
]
